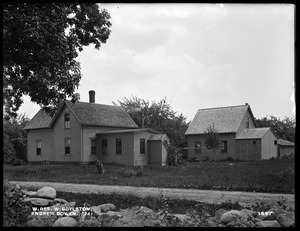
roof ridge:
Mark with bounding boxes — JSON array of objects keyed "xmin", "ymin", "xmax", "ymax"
[
  {"xmin": 197, "ymin": 104, "xmax": 249, "ymax": 111},
  {"xmin": 66, "ymin": 100, "xmax": 120, "ymax": 108}
]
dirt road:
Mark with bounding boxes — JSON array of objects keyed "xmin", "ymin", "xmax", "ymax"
[{"xmin": 10, "ymin": 181, "xmax": 295, "ymax": 209}]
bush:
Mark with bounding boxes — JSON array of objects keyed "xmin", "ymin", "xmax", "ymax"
[
  {"xmin": 118, "ymin": 168, "xmax": 137, "ymax": 177},
  {"xmin": 4, "ymin": 134, "xmax": 17, "ymax": 164},
  {"xmin": 136, "ymin": 166, "xmax": 144, "ymax": 177},
  {"xmin": 11, "ymin": 159, "xmax": 24, "ymax": 166},
  {"xmin": 3, "ymin": 182, "xmax": 32, "ymax": 227},
  {"xmin": 167, "ymin": 145, "xmax": 182, "ymax": 166}
]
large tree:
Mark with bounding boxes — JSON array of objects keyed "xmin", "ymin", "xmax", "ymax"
[
  {"xmin": 113, "ymin": 96, "xmax": 189, "ymax": 148},
  {"xmin": 255, "ymin": 115, "xmax": 295, "ymax": 142},
  {"xmin": 3, "ymin": 3, "xmax": 111, "ymax": 118}
]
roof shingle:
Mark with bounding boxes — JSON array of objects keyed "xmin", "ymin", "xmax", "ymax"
[
  {"xmin": 185, "ymin": 105, "xmax": 250, "ymax": 135},
  {"xmin": 236, "ymin": 128, "xmax": 270, "ymax": 139},
  {"xmin": 24, "ymin": 101, "xmax": 138, "ymax": 130}
]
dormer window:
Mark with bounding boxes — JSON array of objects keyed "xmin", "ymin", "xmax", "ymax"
[{"xmin": 64, "ymin": 113, "xmax": 70, "ymax": 129}]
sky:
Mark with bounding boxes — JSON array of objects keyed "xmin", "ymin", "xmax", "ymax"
[{"xmin": 18, "ymin": 3, "xmax": 295, "ymax": 122}]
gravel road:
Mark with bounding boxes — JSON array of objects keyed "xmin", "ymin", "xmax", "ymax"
[{"xmin": 10, "ymin": 181, "xmax": 295, "ymax": 209}]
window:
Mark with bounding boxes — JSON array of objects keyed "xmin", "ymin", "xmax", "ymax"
[
  {"xmin": 140, "ymin": 138, "xmax": 145, "ymax": 154},
  {"xmin": 102, "ymin": 139, "xmax": 108, "ymax": 155},
  {"xmin": 221, "ymin": 140, "xmax": 227, "ymax": 153},
  {"xmin": 65, "ymin": 138, "xmax": 71, "ymax": 155},
  {"xmin": 91, "ymin": 139, "xmax": 96, "ymax": 155},
  {"xmin": 253, "ymin": 140, "xmax": 256, "ymax": 145},
  {"xmin": 195, "ymin": 141, "xmax": 201, "ymax": 154},
  {"xmin": 64, "ymin": 114, "xmax": 70, "ymax": 129},
  {"xmin": 274, "ymin": 140, "xmax": 277, "ymax": 145},
  {"xmin": 246, "ymin": 116, "xmax": 249, "ymax": 128},
  {"xmin": 116, "ymin": 138, "xmax": 122, "ymax": 155},
  {"xmin": 36, "ymin": 140, "xmax": 42, "ymax": 155}
]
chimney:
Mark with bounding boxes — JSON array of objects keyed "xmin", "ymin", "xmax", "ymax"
[
  {"xmin": 245, "ymin": 103, "xmax": 248, "ymax": 105},
  {"xmin": 89, "ymin": 90, "xmax": 95, "ymax": 103}
]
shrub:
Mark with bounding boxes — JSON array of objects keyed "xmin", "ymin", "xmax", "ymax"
[
  {"xmin": 11, "ymin": 159, "xmax": 24, "ymax": 166},
  {"xmin": 118, "ymin": 168, "xmax": 136, "ymax": 177},
  {"xmin": 3, "ymin": 182, "xmax": 32, "ymax": 227},
  {"xmin": 136, "ymin": 165, "xmax": 144, "ymax": 177},
  {"xmin": 167, "ymin": 145, "xmax": 182, "ymax": 166}
]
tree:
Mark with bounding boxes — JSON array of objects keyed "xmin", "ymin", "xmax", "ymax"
[
  {"xmin": 203, "ymin": 124, "xmax": 220, "ymax": 161},
  {"xmin": 255, "ymin": 115, "xmax": 295, "ymax": 142},
  {"xmin": 3, "ymin": 114, "xmax": 30, "ymax": 163},
  {"xmin": 113, "ymin": 96, "xmax": 189, "ymax": 148},
  {"xmin": 3, "ymin": 3, "xmax": 112, "ymax": 118}
]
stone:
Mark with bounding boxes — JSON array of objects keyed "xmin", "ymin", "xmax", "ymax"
[
  {"xmin": 173, "ymin": 214, "xmax": 189, "ymax": 223},
  {"xmin": 27, "ymin": 219, "xmax": 48, "ymax": 227},
  {"xmin": 23, "ymin": 197, "xmax": 54, "ymax": 207},
  {"xmin": 22, "ymin": 190, "xmax": 37, "ymax": 197},
  {"xmin": 54, "ymin": 198, "xmax": 68, "ymax": 204},
  {"xmin": 215, "ymin": 208, "xmax": 228, "ymax": 220},
  {"xmin": 52, "ymin": 217, "xmax": 77, "ymax": 227},
  {"xmin": 205, "ymin": 217, "xmax": 218, "ymax": 227},
  {"xmin": 99, "ymin": 203, "xmax": 116, "ymax": 212},
  {"xmin": 138, "ymin": 206, "xmax": 153, "ymax": 214},
  {"xmin": 220, "ymin": 210, "xmax": 248, "ymax": 224},
  {"xmin": 91, "ymin": 206, "xmax": 102, "ymax": 216},
  {"xmin": 276, "ymin": 211, "xmax": 295, "ymax": 227},
  {"xmin": 256, "ymin": 220, "xmax": 281, "ymax": 227},
  {"xmin": 240, "ymin": 209, "xmax": 256, "ymax": 217},
  {"xmin": 36, "ymin": 187, "xmax": 56, "ymax": 199}
]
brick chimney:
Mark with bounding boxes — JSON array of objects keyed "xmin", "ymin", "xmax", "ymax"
[
  {"xmin": 245, "ymin": 103, "xmax": 248, "ymax": 105},
  {"xmin": 89, "ymin": 90, "xmax": 95, "ymax": 103}
]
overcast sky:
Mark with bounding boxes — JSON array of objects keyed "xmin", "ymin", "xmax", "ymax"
[{"xmin": 19, "ymin": 3, "xmax": 295, "ymax": 122}]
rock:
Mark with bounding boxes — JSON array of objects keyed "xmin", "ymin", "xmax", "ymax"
[
  {"xmin": 52, "ymin": 217, "xmax": 77, "ymax": 227},
  {"xmin": 240, "ymin": 209, "xmax": 255, "ymax": 217},
  {"xmin": 220, "ymin": 210, "xmax": 248, "ymax": 224},
  {"xmin": 138, "ymin": 206, "xmax": 153, "ymax": 214},
  {"xmin": 22, "ymin": 190, "xmax": 37, "ymax": 197},
  {"xmin": 23, "ymin": 197, "xmax": 55, "ymax": 207},
  {"xmin": 215, "ymin": 208, "xmax": 228, "ymax": 220},
  {"xmin": 252, "ymin": 217, "xmax": 263, "ymax": 223},
  {"xmin": 27, "ymin": 219, "xmax": 48, "ymax": 227},
  {"xmin": 36, "ymin": 187, "xmax": 56, "ymax": 199},
  {"xmin": 256, "ymin": 220, "xmax": 281, "ymax": 227},
  {"xmin": 205, "ymin": 217, "xmax": 218, "ymax": 227},
  {"xmin": 173, "ymin": 214, "xmax": 189, "ymax": 223},
  {"xmin": 91, "ymin": 206, "xmax": 102, "ymax": 216},
  {"xmin": 276, "ymin": 211, "xmax": 295, "ymax": 227},
  {"xmin": 54, "ymin": 198, "xmax": 68, "ymax": 204},
  {"xmin": 99, "ymin": 203, "xmax": 116, "ymax": 212}
]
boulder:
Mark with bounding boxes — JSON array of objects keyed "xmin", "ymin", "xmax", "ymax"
[
  {"xmin": 52, "ymin": 217, "xmax": 77, "ymax": 227},
  {"xmin": 173, "ymin": 214, "xmax": 190, "ymax": 223},
  {"xmin": 215, "ymin": 208, "xmax": 228, "ymax": 220},
  {"xmin": 256, "ymin": 220, "xmax": 281, "ymax": 227},
  {"xmin": 220, "ymin": 210, "xmax": 248, "ymax": 224},
  {"xmin": 36, "ymin": 187, "xmax": 56, "ymax": 199},
  {"xmin": 91, "ymin": 206, "xmax": 102, "ymax": 216},
  {"xmin": 240, "ymin": 209, "xmax": 256, "ymax": 217},
  {"xmin": 22, "ymin": 190, "xmax": 37, "ymax": 197},
  {"xmin": 99, "ymin": 203, "xmax": 116, "ymax": 212},
  {"xmin": 23, "ymin": 197, "xmax": 55, "ymax": 207},
  {"xmin": 276, "ymin": 211, "xmax": 295, "ymax": 227},
  {"xmin": 54, "ymin": 198, "xmax": 68, "ymax": 204}
]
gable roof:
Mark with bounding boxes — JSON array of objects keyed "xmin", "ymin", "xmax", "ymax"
[
  {"xmin": 236, "ymin": 128, "xmax": 271, "ymax": 139},
  {"xmin": 185, "ymin": 104, "xmax": 255, "ymax": 135},
  {"xmin": 24, "ymin": 101, "xmax": 138, "ymax": 130},
  {"xmin": 278, "ymin": 139, "xmax": 295, "ymax": 146}
]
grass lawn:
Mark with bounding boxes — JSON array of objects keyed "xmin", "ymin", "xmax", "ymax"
[{"xmin": 3, "ymin": 158, "xmax": 294, "ymax": 194}]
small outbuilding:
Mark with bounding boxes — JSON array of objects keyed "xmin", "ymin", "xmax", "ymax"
[{"xmin": 277, "ymin": 139, "xmax": 294, "ymax": 158}]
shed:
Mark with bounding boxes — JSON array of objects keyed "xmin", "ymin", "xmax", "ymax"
[{"xmin": 277, "ymin": 139, "xmax": 294, "ymax": 158}]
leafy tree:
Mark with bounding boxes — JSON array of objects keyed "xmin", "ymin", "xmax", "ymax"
[
  {"xmin": 3, "ymin": 3, "xmax": 112, "ymax": 118},
  {"xmin": 203, "ymin": 124, "xmax": 220, "ymax": 161},
  {"xmin": 3, "ymin": 114, "xmax": 30, "ymax": 163},
  {"xmin": 113, "ymin": 96, "xmax": 189, "ymax": 148},
  {"xmin": 255, "ymin": 115, "xmax": 295, "ymax": 142}
]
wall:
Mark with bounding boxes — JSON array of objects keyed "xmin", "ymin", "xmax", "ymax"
[
  {"xmin": 133, "ymin": 131, "xmax": 153, "ymax": 166},
  {"xmin": 235, "ymin": 139, "xmax": 261, "ymax": 160},
  {"xmin": 27, "ymin": 129, "xmax": 54, "ymax": 162},
  {"xmin": 52, "ymin": 105, "xmax": 82, "ymax": 162},
  {"xmin": 97, "ymin": 132, "xmax": 134, "ymax": 166},
  {"xmin": 82, "ymin": 127, "xmax": 126, "ymax": 163},
  {"xmin": 148, "ymin": 140, "xmax": 162, "ymax": 165},
  {"xmin": 261, "ymin": 130, "xmax": 278, "ymax": 159},
  {"xmin": 186, "ymin": 133, "xmax": 236, "ymax": 161},
  {"xmin": 279, "ymin": 146, "xmax": 294, "ymax": 157},
  {"xmin": 236, "ymin": 109, "xmax": 257, "ymax": 136}
]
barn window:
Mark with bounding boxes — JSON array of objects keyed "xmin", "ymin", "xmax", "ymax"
[
  {"xmin": 91, "ymin": 139, "xmax": 96, "ymax": 155},
  {"xmin": 221, "ymin": 140, "xmax": 227, "ymax": 153},
  {"xmin": 64, "ymin": 113, "xmax": 70, "ymax": 129},
  {"xmin": 36, "ymin": 140, "xmax": 42, "ymax": 155},
  {"xmin": 195, "ymin": 141, "xmax": 201, "ymax": 154},
  {"xmin": 65, "ymin": 138, "xmax": 71, "ymax": 155},
  {"xmin": 253, "ymin": 140, "xmax": 256, "ymax": 145},
  {"xmin": 116, "ymin": 138, "xmax": 122, "ymax": 155},
  {"xmin": 102, "ymin": 139, "xmax": 108, "ymax": 155},
  {"xmin": 274, "ymin": 140, "xmax": 277, "ymax": 145},
  {"xmin": 140, "ymin": 138, "xmax": 145, "ymax": 154}
]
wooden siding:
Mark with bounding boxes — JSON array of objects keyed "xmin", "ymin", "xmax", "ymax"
[
  {"xmin": 82, "ymin": 127, "xmax": 127, "ymax": 163},
  {"xmin": 97, "ymin": 133, "xmax": 134, "ymax": 166},
  {"xmin": 52, "ymin": 105, "xmax": 82, "ymax": 162},
  {"xmin": 261, "ymin": 130, "xmax": 278, "ymax": 159},
  {"xmin": 187, "ymin": 133, "xmax": 236, "ymax": 161},
  {"xmin": 27, "ymin": 129, "xmax": 54, "ymax": 162},
  {"xmin": 278, "ymin": 146, "xmax": 294, "ymax": 158},
  {"xmin": 235, "ymin": 139, "xmax": 261, "ymax": 160},
  {"xmin": 236, "ymin": 109, "xmax": 257, "ymax": 136}
]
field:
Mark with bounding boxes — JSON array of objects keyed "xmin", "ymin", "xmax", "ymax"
[{"xmin": 3, "ymin": 158, "xmax": 294, "ymax": 194}]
